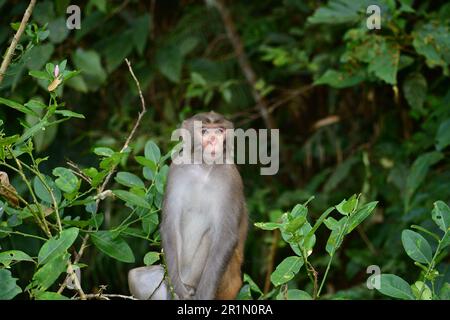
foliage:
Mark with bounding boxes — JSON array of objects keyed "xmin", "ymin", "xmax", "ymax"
[{"xmin": 0, "ymin": 0, "xmax": 449, "ymax": 300}]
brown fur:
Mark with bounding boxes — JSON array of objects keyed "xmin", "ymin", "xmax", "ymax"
[{"xmin": 215, "ymin": 209, "xmax": 248, "ymax": 300}]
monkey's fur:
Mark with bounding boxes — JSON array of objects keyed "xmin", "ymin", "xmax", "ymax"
[{"xmin": 161, "ymin": 112, "xmax": 248, "ymax": 300}]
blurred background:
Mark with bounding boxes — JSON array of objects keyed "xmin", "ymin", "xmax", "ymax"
[{"xmin": 0, "ymin": 0, "xmax": 449, "ymax": 299}]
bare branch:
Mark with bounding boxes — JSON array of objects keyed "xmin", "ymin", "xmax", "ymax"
[
  {"xmin": 58, "ymin": 59, "xmax": 147, "ymax": 294},
  {"xmin": 211, "ymin": 0, "xmax": 275, "ymax": 129},
  {"xmin": 0, "ymin": 0, "xmax": 37, "ymax": 84}
]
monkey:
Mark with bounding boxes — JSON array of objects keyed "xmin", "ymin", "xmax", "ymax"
[{"xmin": 160, "ymin": 111, "xmax": 248, "ymax": 300}]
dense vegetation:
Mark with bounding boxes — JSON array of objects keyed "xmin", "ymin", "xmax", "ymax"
[{"xmin": 0, "ymin": 0, "xmax": 449, "ymax": 300}]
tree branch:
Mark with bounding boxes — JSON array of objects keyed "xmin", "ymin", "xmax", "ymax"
[
  {"xmin": 0, "ymin": 0, "xmax": 37, "ymax": 85},
  {"xmin": 58, "ymin": 59, "xmax": 147, "ymax": 295},
  {"xmin": 211, "ymin": 0, "xmax": 275, "ymax": 129}
]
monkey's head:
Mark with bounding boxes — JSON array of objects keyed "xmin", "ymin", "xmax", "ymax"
[{"xmin": 182, "ymin": 111, "xmax": 233, "ymax": 164}]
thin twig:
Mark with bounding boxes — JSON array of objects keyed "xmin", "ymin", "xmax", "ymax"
[
  {"xmin": 57, "ymin": 59, "xmax": 147, "ymax": 295},
  {"xmin": 0, "ymin": 0, "xmax": 37, "ymax": 84},
  {"xmin": 76, "ymin": 293, "xmax": 138, "ymax": 300}
]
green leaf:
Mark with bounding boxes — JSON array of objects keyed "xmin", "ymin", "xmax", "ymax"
[
  {"xmin": 0, "ymin": 269, "xmax": 22, "ymax": 299},
  {"xmin": 411, "ymin": 281, "xmax": 432, "ymax": 300},
  {"xmin": 0, "ymin": 250, "xmax": 34, "ymax": 267},
  {"xmin": 254, "ymin": 222, "xmax": 282, "ymax": 230},
  {"xmin": 376, "ymin": 274, "xmax": 415, "ymax": 300},
  {"xmin": 33, "ymin": 175, "xmax": 62, "ymax": 204},
  {"xmin": 368, "ymin": 40, "xmax": 400, "ymax": 85},
  {"xmin": 143, "ymin": 252, "xmax": 160, "ymax": 266},
  {"xmin": 413, "ymin": 22, "xmax": 450, "ymax": 75},
  {"xmin": 53, "ymin": 167, "xmax": 79, "ymax": 193},
  {"xmin": 284, "ymin": 215, "xmax": 306, "ymax": 233},
  {"xmin": 144, "ymin": 140, "xmax": 161, "ymax": 164},
  {"xmin": 336, "ymin": 195, "xmax": 358, "ymax": 216},
  {"xmin": 28, "ymin": 70, "xmax": 51, "ymax": 81},
  {"xmin": 35, "ymin": 291, "xmax": 69, "ymax": 300},
  {"xmin": 0, "ymin": 97, "xmax": 37, "ymax": 117},
  {"xmin": 270, "ymin": 256, "xmax": 303, "ymax": 286},
  {"xmin": 323, "ymin": 156, "xmax": 359, "ymax": 192},
  {"xmin": 114, "ymin": 172, "xmax": 145, "ymax": 189},
  {"xmin": 308, "ymin": 0, "xmax": 368, "ymax": 24},
  {"xmin": 48, "ymin": 17, "xmax": 69, "ymax": 44},
  {"xmin": 91, "ymin": 231, "xmax": 135, "ymax": 263},
  {"xmin": 305, "ymin": 207, "xmax": 334, "ymax": 240},
  {"xmin": 72, "ymin": 48, "xmax": 106, "ymax": 90},
  {"xmin": 32, "ymin": 253, "xmax": 69, "ymax": 291},
  {"xmin": 405, "ymin": 152, "xmax": 444, "ymax": 208},
  {"xmin": 431, "ymin": 201, "xmax": 450, "ymax": 233},
  {"xmin": 276, "ymin": 289, "xmax": 312, "ymax": 300},
  {"xmin": 401, "ymin": 230, "xmax": 432, "ymax": 264},
  {"xmin": 436, "ymin": 118, "xmax": 450, "ymax": 151},
  {"xmin": 112, "ymin": 190, "xmax": 151, "ymax": 209},
  {"xmin": 326, "ymin": 217, "xmax": 347, "ymax": 255},
  {"xmin": 131, "ymin": 14, "xmax": 151, "ymax": 55},
  {"xmin": 346, "ymin": 201, "xmax": 378, "ymax": 234},
  {"xmin": 155, "ymin": 44, "xmax": 183, "ymax": 83},
  {"xmin": 314, "ymin": 69, "xmax": 365, "ymax": 89},
  {"xmin": 94, "ymin": 147, "xmax": 114, "ymax": 157},
  {"xmin": 243, "ymin": 274, "xmax": 263, "ymax": 295},
  {"xmin": 403, "ymin": 73, "xmax": 427, "ymax": 114},
  {"xmin": 38, "ymin": 228, "xmax": 79, "ymax": 265},
  {"xmin": 54, "ymin": 110, "xmax": 85, "ymax": 119}
]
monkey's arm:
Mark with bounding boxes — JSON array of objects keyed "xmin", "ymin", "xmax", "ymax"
[{"xmin": 194, "ymin": 221, "xmax": 239, "ymax": 300}]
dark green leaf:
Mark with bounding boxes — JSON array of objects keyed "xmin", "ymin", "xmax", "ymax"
[
  {"xmin": 38, "ymin": 228, "xmax": 79, "ymax": 265},
  {"xmin": 0, "ymin": 269, "xmax": 22, "ymax": 299},
  {"xmin": 376, "ymin": 274, "xmax": 415, "ymax": 300},
  {"xmin": 401, "ymin": 230, "xmax": 432, "ymax": 264},
  {"xmin": 91, "ymin": 231, "xmax": 135, "ymax": 263},
  {"xmin": 112, "ymin": 190, "xmax": 151, "ymax": 209},
  {"xmin": 270, "ymin": 256, "xmax": 303, "ymax": 286}
]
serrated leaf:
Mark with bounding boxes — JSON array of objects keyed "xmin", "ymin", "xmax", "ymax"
[{"xmin": 403, "ymin": 73, "xmax": 427, "ymax": 114}]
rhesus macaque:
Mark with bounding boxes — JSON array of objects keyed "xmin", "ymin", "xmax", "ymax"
[{"xmin": 161, "ymin": 111, "xmax": 248, "ymax": 300}]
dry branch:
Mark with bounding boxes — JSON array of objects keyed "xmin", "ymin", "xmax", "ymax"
[{"xmin": 0, "ymin": 0, "xmax": 37, "ymax": 84}]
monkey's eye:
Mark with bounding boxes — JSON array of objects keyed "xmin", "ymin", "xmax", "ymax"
[
  {"xmin": 217, "ymin": 128, "xmax": 224, "ymax": 134},
  {"xmin": 201, "ymin": 128, "xmax": 208, "ymax": 135}
]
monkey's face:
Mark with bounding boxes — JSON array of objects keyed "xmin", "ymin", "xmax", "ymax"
[{"xmin": 201, "ymin": 126, "xmax": 225, "ymax": 163}]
